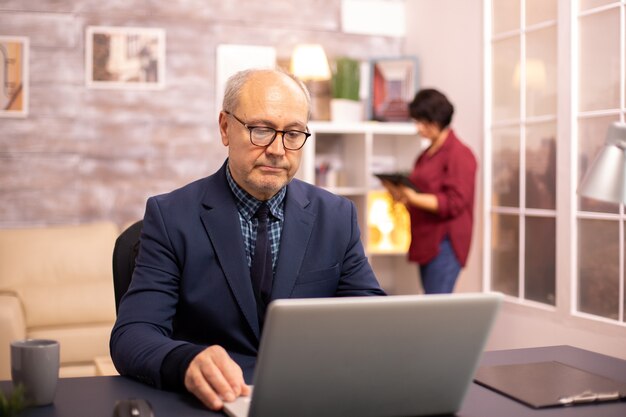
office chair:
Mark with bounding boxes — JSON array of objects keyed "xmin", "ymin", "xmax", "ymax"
[{"xmin": 112, "ymin": 220, "xmax": 143, "ymax": 314}]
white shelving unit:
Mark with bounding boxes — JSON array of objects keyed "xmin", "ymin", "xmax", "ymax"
[{"xmin": 297, "ymin": 121, "xmax": 424, "ymax": 294}]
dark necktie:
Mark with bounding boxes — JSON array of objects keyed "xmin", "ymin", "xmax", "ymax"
[{"xmin": 251, "ymin": 203, "xmax": 273, "ymax": 326}]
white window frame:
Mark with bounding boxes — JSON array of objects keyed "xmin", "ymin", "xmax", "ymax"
[
  {"xmin": 484, "ymin": 0, "xmax": 626, "ymax": 328},
  {"xmin": 572, "ymin": 1, "xmax": 626, "ymax": 324}
]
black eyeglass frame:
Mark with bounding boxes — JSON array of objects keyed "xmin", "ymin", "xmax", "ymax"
[{"xmin": 223, "ymin": 111, "xmax": 311, "ymax": 151}]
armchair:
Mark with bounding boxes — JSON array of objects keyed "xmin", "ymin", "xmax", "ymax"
[{"xmin": 0, "ymin": 222, "xmax": 119, "ymax": 379}]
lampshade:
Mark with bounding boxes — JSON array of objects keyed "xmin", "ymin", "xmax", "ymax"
[
  {"xmin": 512, "ymin": 59, "xmax": 547, "ymax": 90},
  {"xmin": 290, "ymin": 44, "xmax": 331, "ymax": 81},
  {"xmin": 578, "ymin": 122, "xmax": 626, "ymax": 204}
]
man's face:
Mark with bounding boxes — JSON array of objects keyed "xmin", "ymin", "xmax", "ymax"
[{"xmin": 219, "ymin": 72, "xmax": 309, "ymax": 201}]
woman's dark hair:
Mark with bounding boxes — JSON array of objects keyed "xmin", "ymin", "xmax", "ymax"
[{"xmin": 408, "ymin": 88, "xmax": 454, "ymax": 129}]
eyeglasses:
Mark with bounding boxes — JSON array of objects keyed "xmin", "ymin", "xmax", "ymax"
[{"xmin": 224, "ymin": 111, "xmax": 311, "ymax": 151}]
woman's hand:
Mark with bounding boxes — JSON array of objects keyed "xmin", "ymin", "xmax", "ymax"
[{"xmin": 381, "ymin": 181, "xmax": 406, "ymax": 203}]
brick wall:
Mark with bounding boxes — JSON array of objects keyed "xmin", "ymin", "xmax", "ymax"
[{"xmin": 0, "ymin": 0, "xmax": 404, "ymax": 227}]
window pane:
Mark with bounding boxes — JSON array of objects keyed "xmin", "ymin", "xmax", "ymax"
[
  {"xmin": 578, "ymin": 219, "xmax": 619, "ymax": 319},
  {"xmin": 526, "ymin": 122, "xmax": 556, "ymax": 210},
  {"xmin": 579, "ymin": 0, "xmax": 616, "ymax": 11},
  {"xmin": 491, "ymin": 213, "xmax": 519, "ymax": 296},
  {"xmin": 492, "ymin": 127, "xmax": 520, "ymax": 207},
  {"xmin": 526, "ymin": 0, "xmax": 556, "ymax": 26},
  {"xmin": 526, "ymin": 26, "xmax": 557, "ymax": 117},
  {"xmin": 579, "ymin": 8, "xmax": 620, "ymax": 112},
  {"xmin": 525, "ymin": 216, "xmax": 556, "ymax": 305},
  {"xmin": 493, "ymin": 37, "xmax": 520, "ymax": 121},
  {"xmin": 622, "ymin": 20, "xmax": 626, "ymax": 105},
  {"xmin": 578, "ymin": 116, "xmax": 620, "ymax": 213},
  {"xmin": 493, "ymin": 0, "xmax": 520, "ymax": 34}
]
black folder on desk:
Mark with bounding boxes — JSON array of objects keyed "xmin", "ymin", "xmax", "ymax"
[{"xmin": 474, "ymin": 361, "xmax": 626, "ymax": 408}]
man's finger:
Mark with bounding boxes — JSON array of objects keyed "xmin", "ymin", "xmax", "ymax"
[
  {"xmin": 184, "ymin": 346, "xmax": 248, "ymax": 410},
  {"xmin": 185, "ymin": 365, "xmax": 223, "ymax": 410}
]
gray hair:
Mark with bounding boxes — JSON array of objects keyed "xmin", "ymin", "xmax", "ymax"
[{"xmin": 222, "ymin": 68, "xmax": 312, "ymax": 120}]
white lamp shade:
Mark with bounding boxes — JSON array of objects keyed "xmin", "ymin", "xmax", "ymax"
[
  {"xmin": 290, "ymin": 44, "xmax": 331, "ymax": 81},
  {"xmin": 512, "ymin": 59, "xmax": 547, "ymax": 90},
  {"xmin": 578, "ymin": 122, "xmax": 626, "ymax": 204}
]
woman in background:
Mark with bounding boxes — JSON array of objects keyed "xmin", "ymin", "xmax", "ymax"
[{"xmin": 383, "ymin": 88, "xmax": 477, "ymax": 294}]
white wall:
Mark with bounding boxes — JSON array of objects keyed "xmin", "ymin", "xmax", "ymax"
[
  {"xmin": 404, "ymin": 0, "xmax": 626, "ymax": 360},
  {"xmin": 404, "ymin": 0, "xmax": 484, "ymax": 293}
]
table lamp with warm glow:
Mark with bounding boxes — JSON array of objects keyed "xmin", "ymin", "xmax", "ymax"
[
  {"xmin": 290, "ymin": 44, "xmax": 331, "ymax": 80},
  {"xmin": 290, "ymin": 44, "xmax": 331, "ymax": 120},
  {"xmin": 366, "ymin": 190, "xmax": 411, "ymax": 253},
  {"xmin": 368, "ymin": 197, "xmax": 395, "ymax": 251},
  {"xmin": 578, "ymin": 122, "xmax": 626, "ymax": 203}
]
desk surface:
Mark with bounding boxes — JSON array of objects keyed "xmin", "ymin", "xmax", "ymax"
[{"xmin": 2, "ymin": 345, "xmax": 625, "ymax": 417}]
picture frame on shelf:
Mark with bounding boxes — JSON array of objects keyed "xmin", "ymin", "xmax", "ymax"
[
  {"xmin": 85, "ymin": 26, "xmax": 166, "ymax": 90},
  {"xmin": 0, "ymin": 36, "xmax": 29, "ymax": 118},
  {"xmin": 368, "ymin": 56, "xmax": 418, "ymax": 122}
]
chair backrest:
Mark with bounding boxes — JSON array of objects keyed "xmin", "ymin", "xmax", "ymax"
[{"xmin": 112, "ymin": 220, "xmax": 143, "ymax": 314}]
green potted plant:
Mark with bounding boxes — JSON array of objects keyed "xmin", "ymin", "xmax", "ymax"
[
  {"xmin": 0, "ymin": 385, "xmax": 27, "ymax": 417},
  {"xmin": 330, "ymin": 57, "xmax": 363, "ymax": 122}
]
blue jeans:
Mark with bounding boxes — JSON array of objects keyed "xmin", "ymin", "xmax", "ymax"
[{"xmin": 419, "ymin": 237, "xmax": 461, "ymax": 294}]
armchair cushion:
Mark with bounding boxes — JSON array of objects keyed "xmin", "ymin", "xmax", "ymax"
[
  {"xmin": 13, "ymin": 281, "xmax": 114, "ymax": 328},
  {"xmin": 0, "ymin": 295, "xmax": 26, "ymax": 380},
  {"xmin": 0, "ymin": 222, "xmax": 119, "ymax": 380},
  {"xmin": 0, "ymin": 222, "xmax": 118, "ymax": 287}
]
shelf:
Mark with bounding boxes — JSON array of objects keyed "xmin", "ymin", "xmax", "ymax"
[
  {"xmin": 321, "ymin": 186, "xmax": 368, "ymax": 196},
  {"xmin": 300, "ymin": 121, "xmax": 420, "ymax": 294},
  {"xmin": 367, "ymin": 248, "xmax": 408, "ymax": 256},
  {"xmin": 308, "ymin": 121, "xmax": 417, "ymax": 135}
]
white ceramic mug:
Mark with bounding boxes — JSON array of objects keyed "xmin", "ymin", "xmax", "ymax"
[{"xmin": 10, "ymin": 339, "xmax": 60, "ymax": 406}]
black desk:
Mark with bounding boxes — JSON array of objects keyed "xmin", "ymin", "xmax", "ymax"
[{"xmin": 2, "ymin": 345, "xmax": 625, "ymax": 417}]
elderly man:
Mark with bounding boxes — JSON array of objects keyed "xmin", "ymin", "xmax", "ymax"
[{"xmin": 110, "ymin": 68, "xmax": 385, "ymax": 411}]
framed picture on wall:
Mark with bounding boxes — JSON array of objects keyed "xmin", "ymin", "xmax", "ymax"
[
  {"xmin": 0, "ymin": 36, "xmax": 29, "ymax": 117},
  {"xmin": 368, "ymin": 56, "xmax": 418, "ymax": 122},
  {"xmin": 86, "ymin": 26, "xmax": 166, "ymax": 89}
]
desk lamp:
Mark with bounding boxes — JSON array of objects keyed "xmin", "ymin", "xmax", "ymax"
[
  {"xmin": 368, "ymin": 196, "xmax": 395, "ymax": 251},
  {"xmin": 578, "ymin": 122, "xmax": 626, "ymax": 203},
  {"xmin": 290, "ymin": 44, "xmax": 331, "ymax": 120}
]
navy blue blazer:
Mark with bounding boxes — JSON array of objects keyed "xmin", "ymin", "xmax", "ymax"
[{"xmin": 110, "ymin": 162, "xmax": 385, "ymax": 387}]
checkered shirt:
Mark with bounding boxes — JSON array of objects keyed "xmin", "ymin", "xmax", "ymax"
[{"xmin": 226, "ymin": 163, "xmax": 285, "ymax": 269}]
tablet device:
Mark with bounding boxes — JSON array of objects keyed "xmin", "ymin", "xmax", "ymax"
[{"xmin": 374, "ymin": 172, "xmax": 419, "ymax": 191}]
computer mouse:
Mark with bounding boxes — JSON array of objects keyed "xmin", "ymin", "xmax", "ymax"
[{"xmin": 112, "ymin": 398, "xmax": 154, "ymax": 417}]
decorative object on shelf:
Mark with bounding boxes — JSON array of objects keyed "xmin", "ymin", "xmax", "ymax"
[
  {"xmin": 0, "ymin": 36, "xmax": 28, "ymax": 118},
  {"xmin": 85, "ymin": 26, "xmax": 166, "ymax": 90},
  {"xmin": 330, "ymin": 57, "xmax": 363, "ymax": 122},
  {"xmin": 290, "ymin": 44, "xmax": 331, "ymax": 120},
  {"xmin": 579, "ymin": 122, "xmax": 626, "ymax": 204},
  {"xmin": 315, "ymin": 155, "xmax": 343, "ymax": 188},
  {"xmin": 367, "ymin": 190, "xmax": 410, "ymax": 253},
  {"xmin": 369, "ymin": 56, "xmax": 419, "ymax": 122}
]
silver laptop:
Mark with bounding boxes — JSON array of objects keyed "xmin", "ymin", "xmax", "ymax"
[{"xmin": 224, "ymin": 292, "xmax": 502, "ymax": 417}]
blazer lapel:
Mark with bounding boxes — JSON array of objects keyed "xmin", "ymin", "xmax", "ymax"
[
  {"xmin": 272, "ymin": 182, "xmax": 316, "ymax": 299},
  {"xmin": 199, "ymin": 166, "xmax": 260, "ymax": 340}
]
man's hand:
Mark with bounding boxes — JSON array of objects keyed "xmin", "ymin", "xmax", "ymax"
[{"xmin": 184, "ymin": 345, "xmax": 251, "ymax": 410}]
